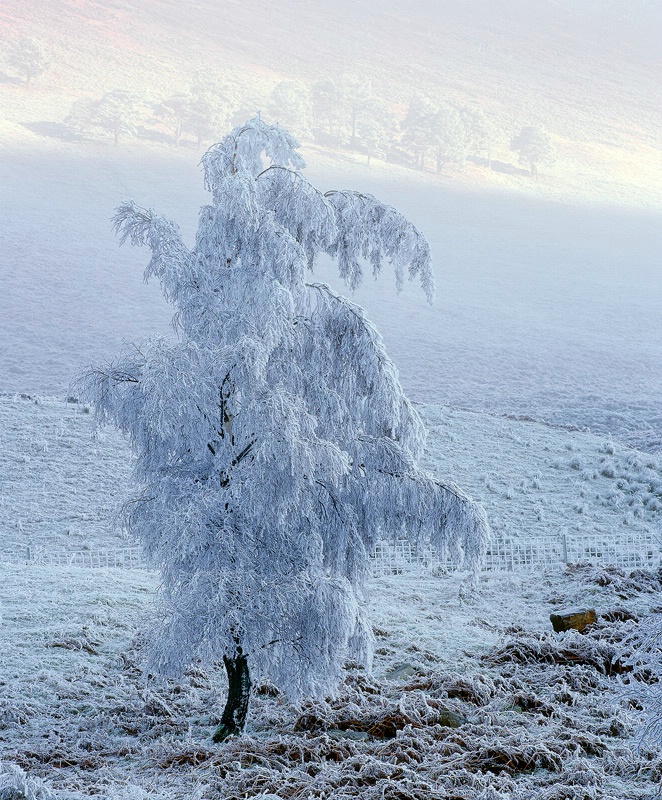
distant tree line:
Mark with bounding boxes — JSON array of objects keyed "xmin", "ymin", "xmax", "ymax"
[
  {"xmin": 61, "ymin": 75, "xmax": 556, "ymax": 178},
  {"xmin": 2, "ymin": 36, "xmax": 555, "ymax": 178}
]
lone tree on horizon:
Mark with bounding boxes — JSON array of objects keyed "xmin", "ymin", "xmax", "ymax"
[
  {"xmin": 80, "ymin": 118, "xmax": 489, "ymax": 742},
  {"xmin": 8, "ymin": 37, "xmax": 50, "ymax": 88},
  {"xmin": 510, "ymin": 125, "xmax": 556, "ymax": 178}
]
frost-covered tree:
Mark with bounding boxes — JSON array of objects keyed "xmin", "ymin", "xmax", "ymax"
[
  {"xmin": 401, "ymin": 95, "xmax": 437, "ymax": 170},
  {"xmin": 8, "ymin": 36, "xmax": 50, "ymax": 88},
  {"xmin": 460, "ymin": 104, "xmax": 495, "ymax": 168},
  {"xmin": 80, "ymin": 118, "xmax": 489, "ymax": 742},
  {"xmin": 429, "ymin": 105, "xmax": 472, "ymax": 173},
  {"xmin": 155, "ymin": 86, "xmax": 229, "ymax": 149},
  {"xmin": 93, "ymin": 90, "xmax": 141, "ymax": 146},
  {"xmin": 311, "ymin": 76, "xmax": 386, "ymax": 151},
  {"xmin": 268, "ymin": 80, "xmax": 312, "ymax": 140},
  {"xmin": 186, "ymin": 79, "xmax": 232, "ymax": 149},
  {"xmin": 311, "ymin": 79, "xmax": 342, "ymax": 144},
  {"xmin": 510, "ymin": 125, "xmax": 556, "ymax": 178},
  {"xmin": 154, "ymin": 93, "xmax": 190, "ymax": 146},
  {"xmin": 338, "ymin": 75, "xmax": 379, "ymax": 150},
  {"xmin": 64, "ymin": 97, "xmax": 98, "ymax": 137},
  {"xmin": 357, "ymin": 110, "xmax": 395, "ymax": 166},
  {"xmin": 65, "ymin": 91, "xmax": 141, "ymax": 145},
  {"xmin": 402, "ymin": 98, "xmax": 472, "ymax": 174}
]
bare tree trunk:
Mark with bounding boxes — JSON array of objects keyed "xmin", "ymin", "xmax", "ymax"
[{"xmin": 212, "ymin": 647, "xmax": 251, "ymax": 742}]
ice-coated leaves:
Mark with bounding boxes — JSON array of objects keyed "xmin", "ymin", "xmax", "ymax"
[
  {"xmin": 113, "ymin": 201, "xmax": 191, "ymax": 306},
  {"xmin": 201, "ymin": 117, "xmax": 305, "ymax": 199},
  {"xmin": 81, "ymin": 118, "xmax": 488, "ymax": 701},
  {"xmin": 256, "ymin": 166, "xmax": 337, "ymax": 267},
  {"xmin": 324, "ymin": 190, "xmax": 435, "ymax": 300}
]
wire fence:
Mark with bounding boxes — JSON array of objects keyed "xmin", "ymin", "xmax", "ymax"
[
  {"xmin": 6, "ymin": 531, "xmax": 661, "ymax": 574},
  {"xmin": 12, "ymin": 546, "xmax": 144, "ymax": 569},
  {"xmin": 371, "ymin": 531, "xmax": 661, "ymax": 575}
]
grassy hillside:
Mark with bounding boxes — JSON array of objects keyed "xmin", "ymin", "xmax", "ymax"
[
  {"xmin": 0, "ymin": 0, "xmax": 660, "ymax": 207},
  {"xmin": 2, "ymin": 394, "xmax": 662, "ymax": 799}
]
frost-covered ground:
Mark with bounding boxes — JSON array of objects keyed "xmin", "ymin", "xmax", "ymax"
[
  {"xmin": 1, "ymin": 395, "xmax": 662, "ymax": 799},
  {"xmin": 1, "ymin": 139, "xmax": 661, "ymax": 451},
  {"xmin": 2, "ymin": 396, "xmax": 661, "ymax": 560},
  {"xmin": 1, "ymin": 3, "xmax": 661, "ymax": 796}
]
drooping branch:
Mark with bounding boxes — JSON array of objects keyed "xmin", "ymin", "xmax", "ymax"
[
  {"xmin": 323, "ymin": 190, "xmax": 434, "ymax": 301},
  {"xmin": 201, "ymin": 117, "xmax": 306, "ymax": 198},
  {"xmin": 256, "ymin": 166, "xmax": 337, "ymax": 266},
  {"xmin": 113, "ymin": 201, "xmax": 192, "ymax": 304}
]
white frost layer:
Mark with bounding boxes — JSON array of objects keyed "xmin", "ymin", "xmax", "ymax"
[
  {"xmin": 1, "ymin": 395, "xmax": 659, "ymax": 561},
  {"xmin": 1, "ymin": 395, "xmax": 661, "ymax": 798}
]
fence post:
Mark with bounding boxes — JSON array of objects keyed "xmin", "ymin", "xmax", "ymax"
[{"xmin": 561, "ymin": 533, "xmax": 568, "ymax": 565}]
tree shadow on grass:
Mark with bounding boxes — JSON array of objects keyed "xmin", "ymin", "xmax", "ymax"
[
  {"xmin": 135, "ymin": 125, "xmax": 172, "ymax": 146},
  {"xmin": 468, "ymin": 155, "xmax": 530, "ymax": 177},
  {"xmin": 21, "ymin": 121, "xmax": 85, "ymax": 143},
  {"xmin": 0, "ymin": 71, "xmax": 23, "ymax": 85}
]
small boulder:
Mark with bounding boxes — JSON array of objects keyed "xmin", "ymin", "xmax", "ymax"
[
  {"xmin": 383, "ymin": 663, "xmax": 420, "ymax": 681},
  {"xmin": 550, "ymin": 608, "xmax": 597, "ymax": 633},
  {"xmin": 436, "ymin": 709, "xmax": 467, "ymax": 728},
  {"xmin": 328, "ymin": 728, "xmax": 370, "ymax": 742}
]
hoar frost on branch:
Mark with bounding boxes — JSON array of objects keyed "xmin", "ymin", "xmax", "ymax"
[{"xmin": 79, "ymin": 118, "xmax": 489, "ymax": 742}]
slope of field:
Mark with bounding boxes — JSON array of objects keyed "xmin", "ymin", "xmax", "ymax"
[
  {"xmin": 0, "ymin": 0, "xmax": 660, "ymax": 206},
  {"xmin": 1, "ymin": 394, "xmax": 661, "ymax": 799},
  {"xmin": 1, "ymin": 0, "xmax": 659, "ymax": 134},
  {"xmin": 2, "ymin": 394, "xmax": 662, "ymax": 560},
  {"xmin": 1, "ymin": 139, "xmax": 660, "ymax": 450},
  {"xmin": 1, "ymin": 0, "xmax": 660, "ymax": 451}
]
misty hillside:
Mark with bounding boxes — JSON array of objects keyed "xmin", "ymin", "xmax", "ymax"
[
  {"xmin": 1, "ymin": 0, "xmax": 660, "ymax": 207},
  {"xmin": 0, "ymin": 1, "xmax": 660, "ymax": 439}
]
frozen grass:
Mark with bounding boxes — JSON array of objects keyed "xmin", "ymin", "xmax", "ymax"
[
  {"xmin": 1, "ymin": 396, "xmax": 662, "ymax": 798},
  {"xmin": 2, "ymin": 397, "xmax": 661, "ymax": 563},
  {"xmin": 1, "ymin": 562, "xmax": 661, "ymax": 799},
  {"xmin": 0, "ymin": 396, "xmax": 132, "ymax": 559}
]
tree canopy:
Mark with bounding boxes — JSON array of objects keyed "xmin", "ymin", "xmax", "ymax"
[
  {"xmin": 510, "ymin": 125, "xmax": 556, "ymax": 177},
  {"xmin": 8, "ymin": 37, "xmax": 50, "ymax": 87}
]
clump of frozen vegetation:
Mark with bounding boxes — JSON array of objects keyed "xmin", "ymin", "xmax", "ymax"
[
  {"xmin": 595, "ymin": 445, "xmax": 662, "ymax": 517},
  {"xmin": 0, "ymin": 762, "xmax": 53, "ymax": 800},
  {"xmin": 80, "ymin": 118, "xmax": 489, "ymax": 740},
  {"xmin": 4, "ymin": 560, "xmax": 662, "ymax": 800}
]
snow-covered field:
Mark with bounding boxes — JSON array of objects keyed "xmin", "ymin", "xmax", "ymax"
[
  {"xmin": 1, "ymin": 395, "xmax": 662, "ymax": 798},
  {"xmin": 1, "ymin": 137, "xmax": 660, "ymax": 450},
  {"xmin": 1, "ymin": 3, "xmax": 661, "ymax": 793},
  {"xmin": 1, "ymin": 123, "xmax": 661, "ymax": 797}
]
